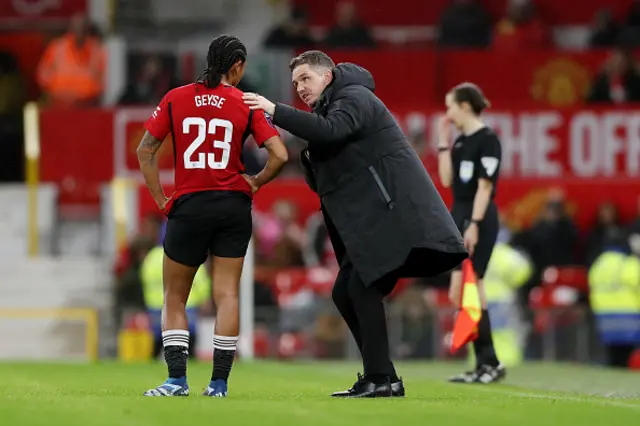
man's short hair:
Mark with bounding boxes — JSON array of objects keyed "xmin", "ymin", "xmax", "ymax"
[{"xmin": 289, "ymin": 50, "xmax": 335, "ymax": 72}]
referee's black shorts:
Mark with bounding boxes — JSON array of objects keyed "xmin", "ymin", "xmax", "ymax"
[
  {"xmin": 451, "ymin": 201, "xmax": 499, "ymax": 279},
  {"xmin": 163, "ymin": 190, "xmax": 252, "ymax": 267}
]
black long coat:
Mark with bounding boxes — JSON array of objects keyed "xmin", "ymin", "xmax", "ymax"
[{"xmin": 273, "ymin": 63, "xmax": 467, "ymax": 285}]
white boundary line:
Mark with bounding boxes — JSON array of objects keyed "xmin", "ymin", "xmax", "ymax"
[{"xmin": 473, "ymin": 386, "xmax": 640, "ymax": 411}]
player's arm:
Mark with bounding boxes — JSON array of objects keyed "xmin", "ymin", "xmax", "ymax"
[
  {"xmin": 437, "ymin": 117, "xmax": 454, "ymax": 188},
  {"xmin": 139, "ymin": 96, "xmax": 172, "ymax": 209},
  {"xmin": 246, "ymin": 111, "xmax": 288, "ymax": 191},
  {"xmin": 470, "ymin": 135, "xmax": 501, "ymax": 222},
  {"xmin": 137, "ymin": 131, "xmax": 168, "ymax": 209},
  {"xmin": 252, "ymin": 136, "xmax": 288, "ymax": 189}
]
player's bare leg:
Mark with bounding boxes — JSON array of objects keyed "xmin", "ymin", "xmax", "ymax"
[
  {"xmin": 449, "ymin": 272, "xmax": 505, "ymax": 384},
  {"xmin": 144, "ymin": 255, "xmax": 197, "ymax": 396},
  {"xmin": 203, "ymin": 255, "xmax": 244, "ymax": 397}
]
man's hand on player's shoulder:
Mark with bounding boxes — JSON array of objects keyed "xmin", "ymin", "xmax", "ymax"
[{"xmin": 242, "ymin": 93, "xmax": 276, "ymax": 116}]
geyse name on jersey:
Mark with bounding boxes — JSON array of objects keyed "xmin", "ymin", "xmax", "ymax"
[{"xmin": 195, "ymin": 95, "xmax": 226, "ymax": 109}]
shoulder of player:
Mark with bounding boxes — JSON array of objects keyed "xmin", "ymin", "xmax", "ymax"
[
  {"xmin": 163, "ymin": 83, "xmax": 199, "ymax": 102},
  {"xmin": 219, "ymin": 85, "xmax": 251, "ymax": 108}
]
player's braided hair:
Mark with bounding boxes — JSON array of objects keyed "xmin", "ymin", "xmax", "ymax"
[{"xmin": 197, "ymin": 34, "xmax": 247, "ymax": 88}]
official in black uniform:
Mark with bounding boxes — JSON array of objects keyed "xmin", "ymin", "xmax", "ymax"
[
  {"xmin": 437, "ymin": 82, "xmax": 506, "ymax": 383},
  {"xmin": 244, "ymin": 51, "xmax": 467, "ymax": 397}
]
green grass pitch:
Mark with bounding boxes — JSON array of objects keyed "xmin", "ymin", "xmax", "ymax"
[{"xmin": 0, "ymin": 361, "xmax": 638, "ymax": 425}]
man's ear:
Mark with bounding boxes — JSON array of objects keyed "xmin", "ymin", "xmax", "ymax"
[{"xmin": 324, "ymin": 69, "xmax": 333, "ymax": 85}]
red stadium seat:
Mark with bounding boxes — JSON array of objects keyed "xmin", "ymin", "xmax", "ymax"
[
  {"xmin": 253, "ymin": 327, "xmax": 271, "ymax": 359},
  {"xmin": 529, "ymin": 284, "xmax": 582, "ymax": 333},
  {"xmin": 277, "ymin": 332, "xmax": 307, "ymax": 359},
  {"xmin": 629, "ymin": 349, "xmax": 640, "ymax": 370},
  {"xmin": 293, "ymin": 0, "xmax": 634, "ymax": 26},
  {"xmin": 306, "ymin": 266, "xmax": 336, "ymax": 296},
  {"xmin": 272, "ymin": 269, "xmax": 310, "ymax": 307},
  {"xmin": 541, "ymin": 266, "xmax": 589, "ymax": 292}
]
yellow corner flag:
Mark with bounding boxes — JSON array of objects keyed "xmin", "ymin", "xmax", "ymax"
[{"xmin": 450, "ymin": 259, "xmax": 482, "ymax": 354}]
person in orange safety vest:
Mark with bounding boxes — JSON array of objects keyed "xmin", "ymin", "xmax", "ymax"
[{"xmin": 37, "ymin": 14, "xmax": 105, "ymax": 107}]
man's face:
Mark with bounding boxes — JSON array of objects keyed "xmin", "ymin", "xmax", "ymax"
[{"xmin": 292, "ymin": 64, "xmax": 331, "ymax": 107}]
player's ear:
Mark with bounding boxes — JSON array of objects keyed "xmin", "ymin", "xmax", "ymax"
[{"xmin": 230, "ymin": 60, "xmax": 246, "ymax": 85}]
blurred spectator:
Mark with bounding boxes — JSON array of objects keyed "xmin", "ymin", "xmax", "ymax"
[
  {"xmin": 113, "ymin": 214, "xmax": 164, "ymax": 331},
  {"xmin": 626, "ymin": 0, "xmax": 640, "ymax": 29},
  {"xmin": 323, "ymin": 1, "xmax": 376, "ymax": 49},
  {"xmin": 264, "ymin": 7, "xmax": 315, "ymax": 49},
  {"xmin": 113, "ymin": 237, "xmax": 155, "ymax": 325},
  {"xmin": 114, "ymin": 214, "xmax": 164, "ymax": 280},
  {"xmin": 36, "ymin": 14, "xmax": 105, "ymax": 107},
  {"xmin": 524, "ymin": 189, "xmax": 579, "ymax": 270},
  {"xmin": 303, "ymin": 211, "xmax": 337, "ymax": 268},
  {"xmin": 626, "ymin": 196, "xmax": 640, "ymax": 256},
  {"xmin": 254, "ymin": 200, "xmax": 305, "ymax": 267},
  {"xmin": 587, "ymin": 47, "xmax": 640, "ymax": 103},
  {"xmin": 493, "ymin": 0, "xmax": 551, "ymax": 51},
  {"xmin": 496, "ymin": 211, "xmax": 512, "ymax": 245},
  {"xmin": 0, "ymin": 50, "xmax": 26, "ymax": 182},
  {"xmin": 437, "ymin": 0, "xmax": 492, "ymax": 48},
  {"xmin": 118, "ymin": 54, "xmax": 180, "ymax": 106},
  {"xmin": 589, "ymin": 9, "xmax": 621, "ymax": 48},
  {"xmin": 585, "ymin": 201, "xmax": 624, "ymax": 266},
  {"xmin": 0, "ymin": 51, "xmax": 26, "ymax": 117}
]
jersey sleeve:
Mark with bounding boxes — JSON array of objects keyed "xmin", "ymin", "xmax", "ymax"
[
  {"xmin": 251, "ymin": 111, "xmax": 280, "ymax": 147},
  {"xmin": 476, "ymin": 134, "xmax": 501, "ymax": 182},
  {"xmin": 144, "ymin": 94, "xmax": 172, "ymax": 141}
]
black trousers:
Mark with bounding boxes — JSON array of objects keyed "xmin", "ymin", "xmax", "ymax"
[{"xmin": 331, "ymin": 254, "xmax": 397, "ymax": 377}]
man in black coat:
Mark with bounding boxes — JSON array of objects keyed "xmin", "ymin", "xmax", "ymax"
[{"xmin": 244, "ymin": 51, "xmax": 467, "ymax": 398}]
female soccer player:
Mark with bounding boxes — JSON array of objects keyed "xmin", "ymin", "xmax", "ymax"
[
  {"xmin": 138, "ymin": 35, "xmax": 288, "ymax": 397},
  {"xmin": 437, "ymin": 82, "xmax": 506, "ymax": 384}
]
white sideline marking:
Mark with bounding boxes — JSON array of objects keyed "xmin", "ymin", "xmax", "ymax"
[{"xmin": 474, "ymin": 386, "xmax": 640, "ymax": 411}]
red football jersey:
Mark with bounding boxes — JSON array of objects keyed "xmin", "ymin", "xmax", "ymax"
[{"xmin": 144, "ymin": 83, "xmax": 279, "ymax": 208}]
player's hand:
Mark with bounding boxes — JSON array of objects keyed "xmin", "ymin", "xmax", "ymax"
[
  {"xmin": 242, "ymin": 93, "xmax": 276, "ymax": 116},
  {"xmin": 242, "ymin": 174, "xmax": 261, "ymax": 194},
  {"xmin": 156, "ymin": 196, "xmax": 170, "ymax": 211},
  {"xmin": 437, "ymin": 116, "xmax": 452, "ymax": 148},
  {"xmin": 463, "ymin": 223, "xmax": 479, "ymax": 257}
]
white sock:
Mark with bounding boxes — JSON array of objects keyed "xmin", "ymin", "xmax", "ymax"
[
  {"xmin": 213, "ymin": 335, "xmax": 238, "ymax": 351},
  {"xmin": 162, "ymin": 329, "xmax": 190, "ymax": 349}
]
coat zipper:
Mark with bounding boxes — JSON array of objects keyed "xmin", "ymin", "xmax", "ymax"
[{"xmin": 368, "ymin": 166, "xmax": 395, "ymax": 210}]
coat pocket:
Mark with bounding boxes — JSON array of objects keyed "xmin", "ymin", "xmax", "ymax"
[{"xmin": 368, "ymin": 166, "xmax": 395, "ymax": 210}]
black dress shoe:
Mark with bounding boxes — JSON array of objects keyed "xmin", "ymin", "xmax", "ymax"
[
  {"xmin": 391, "ymin": 378, "xmax": 405, "ymax": 397},
  {"xmin": 331, "ymin": 373, "xmax": 393, "ymax": 398},
  {"xmin": 331, "ymin": 373, "xmax": 365, "ymax": 397}
]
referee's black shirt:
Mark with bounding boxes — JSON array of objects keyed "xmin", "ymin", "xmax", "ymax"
[{"xmin": 451, "ymin": 127, "xmax": 502, "ymax": 204}]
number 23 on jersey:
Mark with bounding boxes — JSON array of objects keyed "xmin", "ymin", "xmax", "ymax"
[{"xmin": 182, "ymin": 117, "xmax": 233, "ymax": 170}]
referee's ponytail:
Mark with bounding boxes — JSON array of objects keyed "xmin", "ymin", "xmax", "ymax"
[
  {"xmin": 450, "ymin": 82, "xmax": 491, "ymax": 116},
  {"xmin": 197, "ymin": 34, "xmax": 247, "ymax": 88}
]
